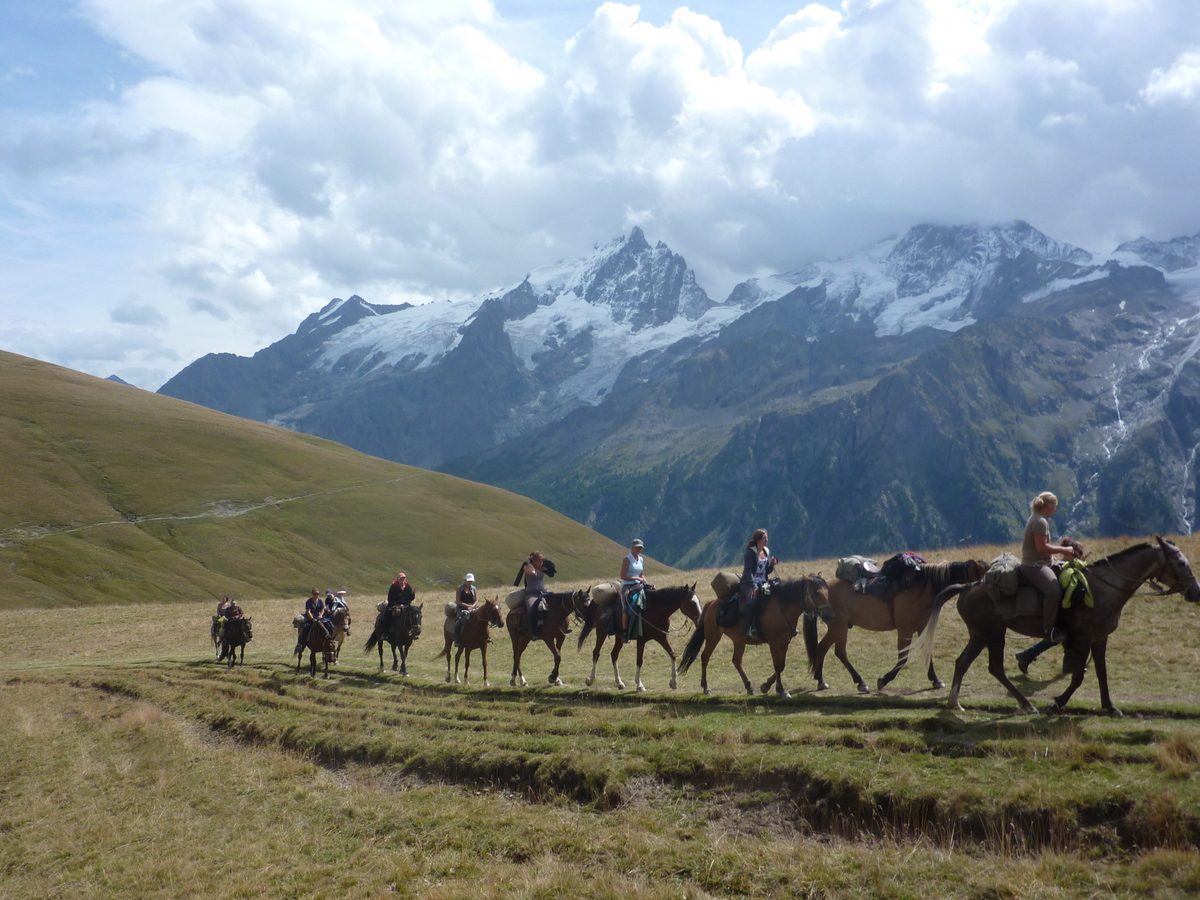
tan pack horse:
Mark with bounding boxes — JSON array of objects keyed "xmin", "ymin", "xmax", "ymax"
[
  {"xmin": 435, "ymin": 597, "xmax": 504, "ymax": 686},
  {"xmin": 577, "ymin": 583, "xmax": 702, "ymax": 691},
  {"xmin": 803, "ymin": 559, "xmax": 987, "ymax": 693},
  {"xmin": 330, "ymin": 607, "xmax": 350, "ymax": 663},
  {"xmin": 506, "ymin": 589, "xmax": 590, "ymax": 687},
  {"xmin": 678, "ymin": 576, "xmax": 829, "ymax": 698}
]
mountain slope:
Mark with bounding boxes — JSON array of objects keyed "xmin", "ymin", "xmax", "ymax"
[{"xmin": 0, "ymin": 351, "xmax": 644, "ymax": 607}]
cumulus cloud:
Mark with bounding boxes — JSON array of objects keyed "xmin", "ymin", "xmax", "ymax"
[
  {"xmin": 1143, "ymin": 50, "xmax": 1200, "ymax": 104},
  {"xmin": 1, "ymin": 0, "xmax": 1199, "ymax": 387}
]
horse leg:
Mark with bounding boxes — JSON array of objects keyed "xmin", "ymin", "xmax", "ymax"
[
  {"xmin": 612, "ymin": 637, "xmax": 626, "ymax": 690},
  {"xmin": 984, "ymin": 635, "xmax": 1035, "ymax": 714},
  {"xmin": 947, "ymin": 636, "xmax": 985, "ymax": 711},
  {"xmin": 444, "ymin": 637, "xmax": 453, "ymax": 682},
  {"xmin": 510, "ymin": 635, "xmax": 527, "ymax": 687},
  {"xmin": 586, "ymin": 630, "xmax": 605, "ymax": 687},
  {"xmin": 699, "ymin": 630, "xmax": 722, "ymax": 696},
  {"xmin": 832, "ymin": 633, "xmax": 868, "ymax": 694},
  {"xmin": 1051, "ymin": 640, "xmax": 1099, "ymax": 715},
  {"xmin": 731, "ymin": 641, "xmax": 755, "ymax": 696},
  {"xmin": 481, "ymin": 645, "xmax": 490, "ymax": 687},
  {"xmin": 813, "ymin": 628, "xmax": 836, "ymax": 690},
  {"xmin": 762, "ymin": 637, "xmax": 791, "ymax": 698},
  {"xmin": 634, "ymin": 640, "xmax": 648, "ymax": 693},
  {"xmin": 660, "ymin": 636, "xmax": 679, "ymax": 690},
  {"xmin": 391, "ymin": 643, "xmax": 400, "ymax": 672},
  {"xmin": 546, "ymin": 638, "xmax": 563, "ymax": 686}
]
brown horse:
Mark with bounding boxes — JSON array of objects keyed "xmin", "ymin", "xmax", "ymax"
[
  {"xmin": 365, "ymin": 604, "xmax": 424, "ymax": 675},
  {"xmin": 295, "ymin": 619, "xmax": 336, "ymax": 678},
  {"xmin": 678, "ymin": 576, "xmax": 829, "ymax": 697},
  {"xmin": 330, "ymin": 607, "xmax": 350, "ymax": 663},
  {"xmin": 577, "ymin": 583, "xmax": 702, "ymax": 691},
  {"xmin": 914, "ymin": 537, "xmax": 1200, "ymax": 716},
  {"xmin": 435, "ymin": 597, "xmax": 505, "ymax": 686},
  {"xmin": 506, "ymin": 589, "xmax": 590, "ymax": 687},
  {"xmin": 217, "ymin": 617, "xmax": 252, "ymax": 668},
  {"xmin": 803, "ymin": 559, "xmax": 988, "ymax": 693}
]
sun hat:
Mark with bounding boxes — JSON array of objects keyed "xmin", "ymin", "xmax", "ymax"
[{"xmin": 465, "ymin": 573, "xmax": 475, "ymax": 582}]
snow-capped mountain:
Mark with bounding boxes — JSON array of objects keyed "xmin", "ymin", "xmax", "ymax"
[
  {"xmin": 725, "ymin": 221, "xmax": 1107, "ymax": 338},
  {"xmin": 161, "ymin": 218, "xmax": 1200, "ymax": 563}
]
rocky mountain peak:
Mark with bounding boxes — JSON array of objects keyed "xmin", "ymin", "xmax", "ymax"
[
  {"xmin": 1115, "ymin": 232, "xmax": 1200, "ymax": 272},
  {"xmin": 884, "ymin": 221, "xmax": 1092, "ymax": 299}
]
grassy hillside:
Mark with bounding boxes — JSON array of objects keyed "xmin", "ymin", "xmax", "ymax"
[{"xmin": 0, "ymin": 351, "xmax": 663, "ymax": 607}]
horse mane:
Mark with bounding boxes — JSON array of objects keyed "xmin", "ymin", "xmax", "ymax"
[
  {"xmin": 924, "ymin": 560, "xmax": 985, "ymax": 594},
  {"xmin": 1092, "ymin": 541, "xmax": 1153, "ymax": 569},
  {"xmin": 771, "ymin": 576, "xmax": 825, "ymax": 605},
  {"xmin": 646, "ymin": 583, "xmax": 693, "ymax": 604}
]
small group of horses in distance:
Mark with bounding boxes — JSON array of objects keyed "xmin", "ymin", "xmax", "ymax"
[{"xmin": 217, "ymin": 536, "xmax": 1200, "ymax": 716}]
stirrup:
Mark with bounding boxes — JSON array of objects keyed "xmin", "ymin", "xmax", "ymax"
[{"xmin": 1045, "ymin": 627, "xmax": 1066, "ymax": 644}]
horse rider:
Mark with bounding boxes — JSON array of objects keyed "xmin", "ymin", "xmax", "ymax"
[
  {"xmin": 454, "ymin": 573, "xmax": 478, "ymax": 647},
  {"xmin": 1013, "ymin": 492, "xmax": 1085, "ymax": 671},
  {"xmin": 297, "ymin": 588, "xmax": 331, "ymax": 652},
  {"xmin": 376, "ymin": 572, "xmax": 415, "ymax": 633},
  {"xmin": 217, "ymin": 597, "xmax": 244, "ymax": 660},
  {"xmin": 620, "ymin": 539, "xmax": 647, "ymax": 637},
  {"xmin": 517, "ymin": 552, "xmax": 552, "ymax": 637},
  {"xmin": 216, "ymin": 595, "xmax": 231, "ymax": 619},
  {"xmin": 740, "ymin": 528, "xmax": 777, "ymax": 640},
  {"xmin": 325, "ymin": 589, "xmax": 349, "ymax": 634}
]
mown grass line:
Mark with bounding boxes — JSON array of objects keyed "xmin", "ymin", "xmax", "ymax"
[{"xmin": 50, "ymin": 659, "xmax": 1200, "ymax": 854}]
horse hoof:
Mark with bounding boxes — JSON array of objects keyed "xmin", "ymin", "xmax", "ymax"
[
  {"xmin": 932, "ymin": 680, "xmax": 946, "ymax": 690},
  {"xmin": 949, "ymin": 702, "xmax": 964, "ymax": 712},
  {"xmin": 816, "ymin": 682, "xmax": 829, "ymax": 691},
  {"xmin": 703, "ymin": 688, "xmax": 712, "ymax": 696},
  {"xmin": 509, "ymin": 678, "xmax": 518, "ymax": 687},
  {"xmin": 616, "ymin": 681, "xmax": 626, "ymax": 691},
  {"xmin": 585, "ymin": 676, "xmax": 595, "ymax": 687},
  {"xmin": 1108, "ymin": 707, "xmax": 1125, "ymax": 718},
  {"xmin": 445, "ymin": 675, "xmax": 452, "ymax": 683},
  {"xmin": 637, "ymin": 684, "xmax": 646, "ymax": 693},
  {"xmin": 856, "ymin": 683, "xmax": 869, "ymax": 694},
  {"xmin": 669, "ymin": 679, "xmax": 677, "ymax": 690},
  {"xmin": 554, "ymin": 679, "xmax": 564, "ymax": 687},
  {"xmin": 781, "ymin": 690, "xmax": 791, "ymax": 699}
]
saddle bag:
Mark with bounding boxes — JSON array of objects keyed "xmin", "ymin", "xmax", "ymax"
[
  {"xmin": 982, "ymin": 553, "xmax": 1021, "ymax": 603},
  {"xmin": 503, "ymin": 588, "xmax": 525, "ymax": 610},
  {"xmin": 835, "ymin": 556, "xmax": 879, "ymax": 583},
  {"xmin": 710, "ymin": 572, "xmax": 739, "ymax": 602},
  {"xmin": 715, "ymin": 594, "xmax": 741, "ymax": 628},
  {"xmin": 444, "ymin": 602, "xmax": 458, "ymax": 619}
]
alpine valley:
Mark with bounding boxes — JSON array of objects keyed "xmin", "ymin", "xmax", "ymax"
[{"xmin": 159, "ymin": 222, "xmax": 1200, "ymax": 567}]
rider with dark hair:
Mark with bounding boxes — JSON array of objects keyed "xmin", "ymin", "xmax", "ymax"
[
  {"xmin": 454, "ymin": 573, "xmax": 478, "ymax": 647},
  {"xmin": 740, "ymin": 528, "xmax": 777, "ymax": 640},
  {"xmin": 297, "ymin": 588, "xmax": 330, "ymax": 652},
  {"xmin": 375, "ymin": 573, "xmax": 416, "ymax": 635}
]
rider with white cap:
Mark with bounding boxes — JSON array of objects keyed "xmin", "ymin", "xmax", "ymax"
[{"xmin": 454, "ymin": 573, "xmax": 479, "ymax": 647}]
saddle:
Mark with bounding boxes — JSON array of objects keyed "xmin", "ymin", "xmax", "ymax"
[{"xmin": 853, "ymin": 552, "xmax": 924, "ymax": 600}]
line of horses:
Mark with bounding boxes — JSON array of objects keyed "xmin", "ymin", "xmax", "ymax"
[{"xmin": 218, "ymin": 536, "xmax": 1200, "ymax": 716}]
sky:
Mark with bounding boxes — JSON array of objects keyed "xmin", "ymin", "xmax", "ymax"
[{"xmin": 1, "ymin": 1, "xmax": 1199, "ymax": 388}]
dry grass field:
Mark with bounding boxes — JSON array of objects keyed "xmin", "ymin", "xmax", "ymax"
[{"xmin": 5, "ymin": 539, "xmax": 1200, "ymax": 899}]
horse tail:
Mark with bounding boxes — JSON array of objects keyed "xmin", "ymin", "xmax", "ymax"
[
  {"xmin": 678, "ymin": 604, "xmax": 709, "ymax": 675},
  {"xmin": 576, "ymin": 600, "xmax": 597, "ymax": 651},
  {"xmin": 434, "ymin": 642, "xmax": 449, "ymax": 661},
  {"xmin": 905, "ymin": 582, "xmax": 972, "ymax": 675},
  {"xmin": 364, "ymin": 629, "xmax": 380, "ymax": 653},
  {"xmin": 803, "ymin": 612, "xmax": 819, "ymax": 675}
]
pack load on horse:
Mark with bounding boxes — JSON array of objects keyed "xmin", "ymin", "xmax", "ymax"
[
  {"xmin": 909, "ymin": 536, "xmax": 1200, "ymax": 716},
  {"xmin": 803, "ymin": 553, "xmax": 986, "ymax": 693},
  {"xmin": 436, "ymin": 595, "xmax": 504, "ymax": 685},
  {"xmin": 578, "ymin": 581, "xmax": 702, "ymax": 691},
  {"xmin": 506, "ymin": 587, "xmax": 588, "ymax": 687},
  {"xmin": 680, "ymin": 575, "xmax": 830, "ymax": 698}
]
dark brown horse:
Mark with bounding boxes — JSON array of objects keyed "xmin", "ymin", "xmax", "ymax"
[
  {"xmin": 217, "ymin": 617, "xmax": 252, "ymax": 668},
  {"xmin": 578, "ymin": 583, "xmax": 702, "ymax": 691},
  {"xmin": 365, "ymin": 604, "xmax": 423, "ymax": 675},
  {"xmin": 679, "ymin": 576, "xmax": 830, "ymax": 698},
  {"xmin": 506, "ymin": 589, "xmax": 590, "ymax": 687},
  {"xmin": 914, "ymin": 537, "xmax": 1200, "ymax": 715},
  {"xmin": 803, "ymin": 559, "xmax": 988, "ymax": 693},
  {"xmin": 296, "ymin": 619, "xmax": 336, "ymax": 678},
  {"xmin": 435, "ymin": 597, "xmax": 505, "ymax": 686}
]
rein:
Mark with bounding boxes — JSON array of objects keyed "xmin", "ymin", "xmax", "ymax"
[{"xmin": 1084, "ymin": 544, "xmax": 1170, "ymax": 595}]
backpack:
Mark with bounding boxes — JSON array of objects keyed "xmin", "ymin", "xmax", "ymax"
[
  {"xmin": 982, "ymin": 553, "xmax": 1021, "ymax": 602},
  {"xmin": 835, "ymin": 556, "xmax": 879, "ymax": 583}
]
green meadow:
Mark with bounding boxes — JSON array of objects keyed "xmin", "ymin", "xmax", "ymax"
[{"xmin": 4, "ymin": 350, "xmax": 1200, "ymax": 898}]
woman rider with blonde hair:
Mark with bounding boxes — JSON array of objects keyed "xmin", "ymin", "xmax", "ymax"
[{"xmin": 1018, "ymin": 491, "xmax": 1082, "ymax": 644}]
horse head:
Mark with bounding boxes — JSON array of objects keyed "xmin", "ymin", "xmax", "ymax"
[
  {"xmin": 682, "ymin": 582, "xmax": 702, "ymax": 623},
  {"xmin": 407, "ymin": 603, "xmax": 424, "ymax": 638},
  {"xmin": 242, "ymin": 618, "xmax": 253, "ymax": 641},
  {"xmin": 481, "ymin": 597, "xmax": 504, "ymax": 628},
  {"xmin": 1155, "ymin": 536, "xmax": 1200, "ymax": 603}
]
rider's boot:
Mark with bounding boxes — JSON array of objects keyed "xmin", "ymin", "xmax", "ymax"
[{"xmin": 742, "ymin": 598, "xmax": 761, "ymax": 640}]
